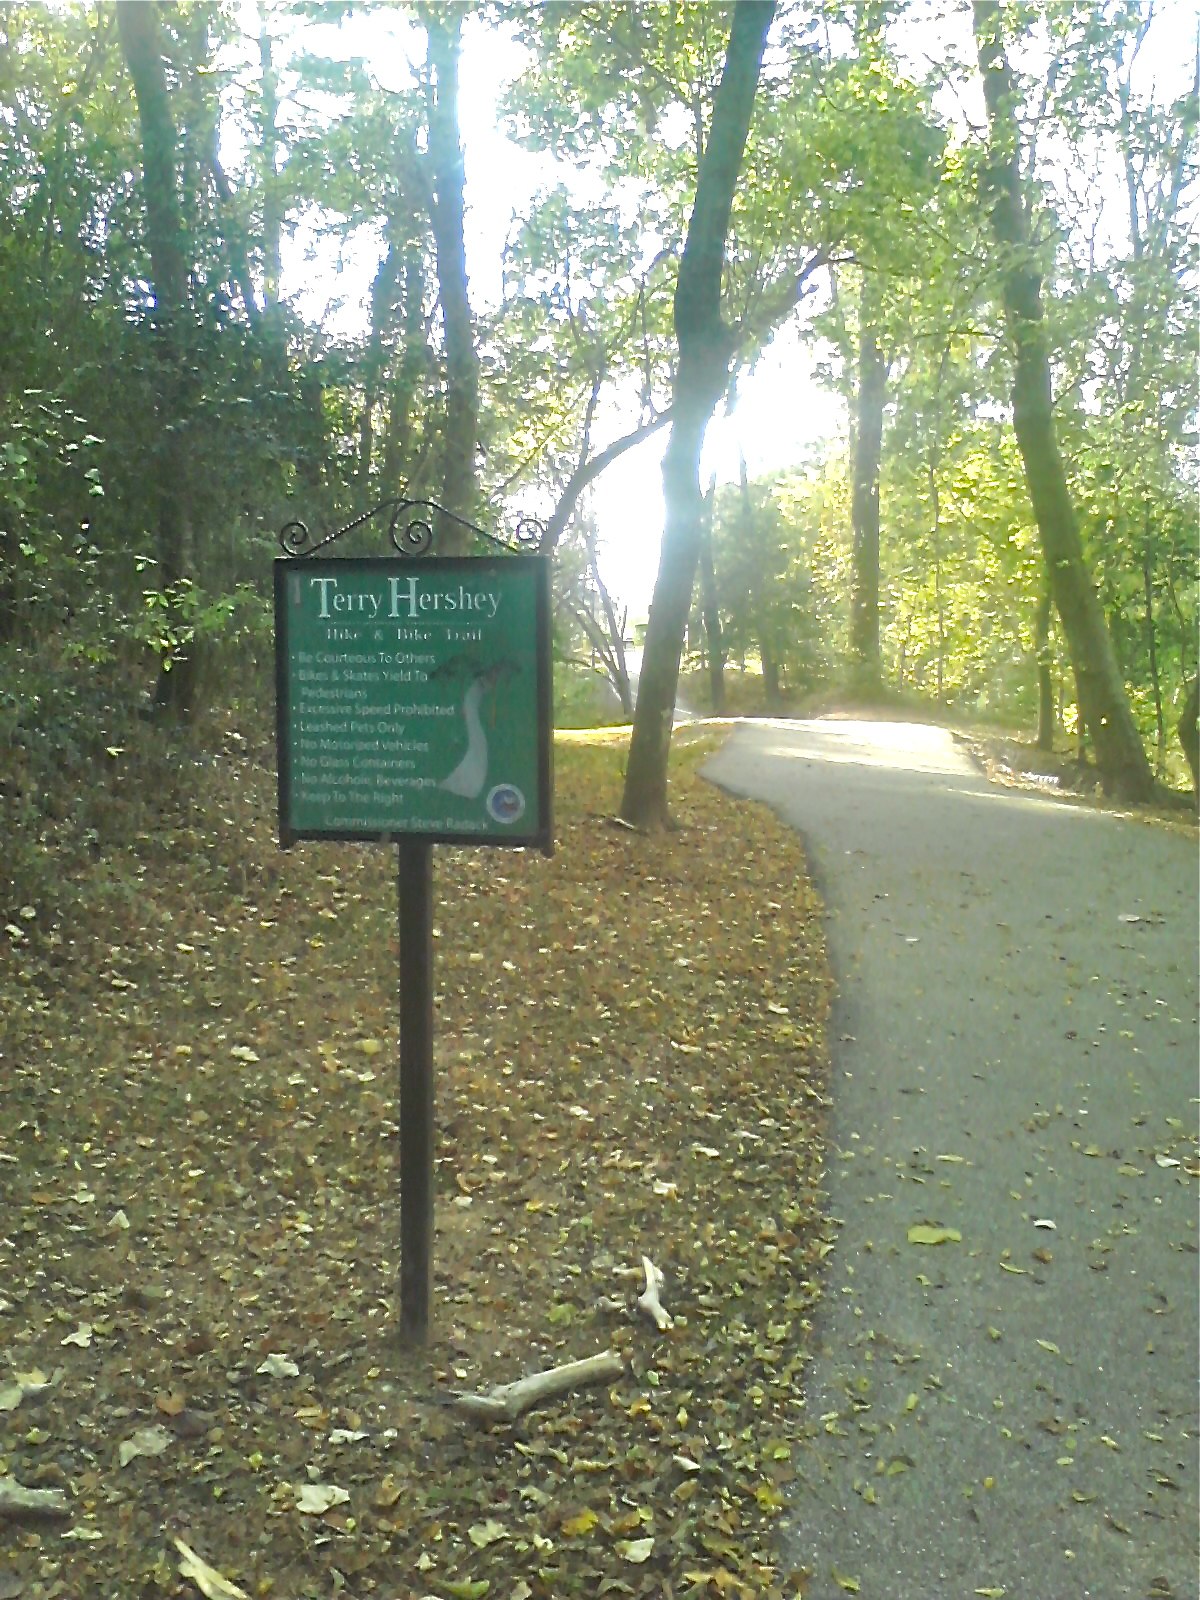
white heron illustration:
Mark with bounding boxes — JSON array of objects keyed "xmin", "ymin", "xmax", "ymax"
[{"xmin": 439, "ymin": 676, "xmax": 490, "ymax": 799}]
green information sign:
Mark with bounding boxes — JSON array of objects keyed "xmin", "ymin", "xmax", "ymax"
[{"xmin": 275, "ymin": 555, "xmax": 552, "ymax": 852}]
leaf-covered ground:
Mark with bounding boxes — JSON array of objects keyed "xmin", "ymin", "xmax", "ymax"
[{"xmin": 1, "ymin": 716, "xmax": 833, "ymax": 1599}]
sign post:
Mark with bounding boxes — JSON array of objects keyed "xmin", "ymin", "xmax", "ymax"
[
  {"xmin": 274, "ymin": 502, "xmax": 552, "ymax": 1344},
  {"xmin": 397, "ymin": 839, "xmax": 434, "ymax": 1344}
]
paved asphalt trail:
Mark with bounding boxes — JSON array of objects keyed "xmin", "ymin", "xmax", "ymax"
[{"xmin": 704, "ymin": 719, "xmax": 1198, "ymax": 1600}]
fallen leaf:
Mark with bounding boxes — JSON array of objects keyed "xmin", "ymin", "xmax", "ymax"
[
  {"xmin": 609, "ymin": 1509, "xmax": 644, "ymax": 1536},
  {"xmin": 615, "ymin": 1537, "xmax": 655, "ymax": 1563},
  {"xmin": 467, "ymin": 1518, "xmax": 507, "ymax": 1548},
  {"xmin": 293, "ymin": 1483, "xmax": 350, "ymax": 1514},
  {"xmin": 907, "ymin": 1224, "xmax": 961, "ymax": 1246},
  {"xmin": 372, "ymin": 1475, "xmax": 403, "ymax": 1509},
  {"xmin": 257, "ymin": 1353, "xmax": 300, "ymax": 1378},
  {"xmin": 561, "ymin": 1508, "xmax": 599, "ymax": 1537},
  {"xmin": 174, "ymin": 1536, "xmax": 251, "ymax": 1600},
  {"xmin": 0, "ymin": 1370, "xmax": 54, "ymax": 1412},
  {"xmin": 60, "ymin": 1323, "xmax": 93, "ymax": 1348},
  {"xmin": 443, "ymin": 1582, "xmax": 490, "ymax": 1599},
  {"xmin": 754, "ymin": 1481, "xmax": 785, "ymax": 1511},
  {"xmin": 118, "ymin": 1425, "xmax": 173, "ymax": 1467}
]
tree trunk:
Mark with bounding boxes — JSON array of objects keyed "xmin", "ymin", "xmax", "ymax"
[
  {"xmin": 737, "ymin": 456, "xmax": 781, "ymax": 712},
  {"xmin": 382, "ymin": 244, "xmax": 431, "ymax": 490},
  {"xmin": 206, "ymin": 152, "xmax": 262, "ymax": 328},
  {"xmin": 359, "ymin": 239, "xmax": 402, "ymax": 490},
  {"xmin": 572, "ymin": 519, "xmax": 634, "ymax": 719},
  {"xmin": 973, "ymin": 2, "xmax": 1155, "ymax": 802},
  {"xmin": 116, "ymin": 0, "xmax": 199, "ymax": 716},
  {"xmin": 0, "ymin": 521, "xmax": 18, "ymax": 643},
  {"xmin": 259, "ymin": 24, "xmax": 283, "ymax": 318},
  {"xmin": 848, "ymin": 275, "xmax": 886, "ymax": 700},
  {"xmin": 698, "ymin": 476, "xmax": 725, "ymax": 714},
  {"xmin": 424, "ymin": 12, "xmax": 478, "ymax": 554},
  {"xmin": 619, "ymin": 0, "xmax": 775, "ymax": 829},
  {"xmin": 1141, "ymin": 543, "xmax": 1165, "ymax": 770},
  {"xmin": 760, "ymin": 633, "xmax": 781, "ymax": 709},
  {"xmin": 1178, "ymin": 677, "xmax": 1199, "ymax": 795},
  {"xmin": 1034, "ymin": 582, "xmax": 1056, "ymax": 751}
]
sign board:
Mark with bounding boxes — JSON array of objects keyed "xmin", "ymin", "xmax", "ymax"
[{"xmin": 275, "ymin": 556, "xmax": 552, "ymax": 852}]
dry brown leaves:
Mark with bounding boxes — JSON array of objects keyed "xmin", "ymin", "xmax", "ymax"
[{"xmin": 0, "ymin": 720, "xmax": 832, "ymax": 1599}]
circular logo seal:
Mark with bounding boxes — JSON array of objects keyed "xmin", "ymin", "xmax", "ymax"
[{"xmin": 486, "ymin": 783, "xmax": 526, "ymax": 825}]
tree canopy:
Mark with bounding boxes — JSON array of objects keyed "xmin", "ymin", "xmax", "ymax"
[{"xmin": 0, "ymin": 0, "xmax": 1194, "ymax": 794}]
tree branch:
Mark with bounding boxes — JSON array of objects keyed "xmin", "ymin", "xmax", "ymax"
[{"xmin": 538, "ymin": 408, "xmax": 673, "ymax": 554}]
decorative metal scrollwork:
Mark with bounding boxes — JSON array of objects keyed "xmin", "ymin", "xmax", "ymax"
[{"xmin": 278, "ymin": 496, "xmax": 547, "ymax": 558}]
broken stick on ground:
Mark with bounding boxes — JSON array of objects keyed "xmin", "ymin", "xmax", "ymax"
[
  {"xmin": 0, "ymin": 1477, "xmax": 70, "ymax": 1520},
  {"xmin": 637, "ymin": 1255, "xmax": 673, "ymax": 1331},
  {"xmin": 452, "ymin": 1351, "xmax": 625, "ymax": 1423}
]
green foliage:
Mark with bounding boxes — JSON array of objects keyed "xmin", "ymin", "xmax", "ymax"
[
  {"xmin": 553, "ymin": 663, "xmax": 627, "ymax": 728},
  {"xmin": 704, "ymin": 462, "xmax": 847, "ymax": 706},
  {"xmin": 0, "ymin": 0, "xmax": 1191, "ymax": 779}
]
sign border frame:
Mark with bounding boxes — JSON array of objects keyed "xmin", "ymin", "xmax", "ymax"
[{"xmin": 274, "ymin": 554, "xmax": 554, "ymax": 855}]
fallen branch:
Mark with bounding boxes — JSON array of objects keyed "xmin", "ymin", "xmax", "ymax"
[
  {"xmin": 0, "ymin": 1476, "xmax": 70, "ymax": 1520},
  {"xmin": 175, "ymin": 1535, "xmax": 252, "ymax": 1600},
  {"xmin": 637, "ymin": 1256, "xmax": 674, "ymax": 1331},
  {"xmin": 452, "ymin": 1350, "xmax": 625, "ymax": 1423}
]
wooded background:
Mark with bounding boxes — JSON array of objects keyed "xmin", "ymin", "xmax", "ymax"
[{"xmin": 1, "ymin": 1, "xmax": 1195, "ymax": 816}]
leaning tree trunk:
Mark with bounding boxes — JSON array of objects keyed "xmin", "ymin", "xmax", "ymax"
[
  {"xmin": 424, "ymin": 11, "xmax": 478, "ymax": 554},
  {"xmin": 116, "ymin": 0, "xmax": 199, "ymax": 716},
  {"xmin": 848, "ymin": 276, "xmax": 887, "ymax": 700},
  {"xmin": 973, "ymin": 1, "xmax": 1155, "ymax": 802},
  {"xmin": 620, "ymin": 0, "xmax": 776, "ymax": 828}
]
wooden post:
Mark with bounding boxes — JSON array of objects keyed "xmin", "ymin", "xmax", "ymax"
[{"xmin": 397, "ymin": 839, "xmax": 435, "ymax": 1344}]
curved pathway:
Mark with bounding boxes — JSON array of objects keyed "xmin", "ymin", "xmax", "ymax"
[{"xmin": 704, "ymin": 718, "xmax": 1198, "ymax": 1600}]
